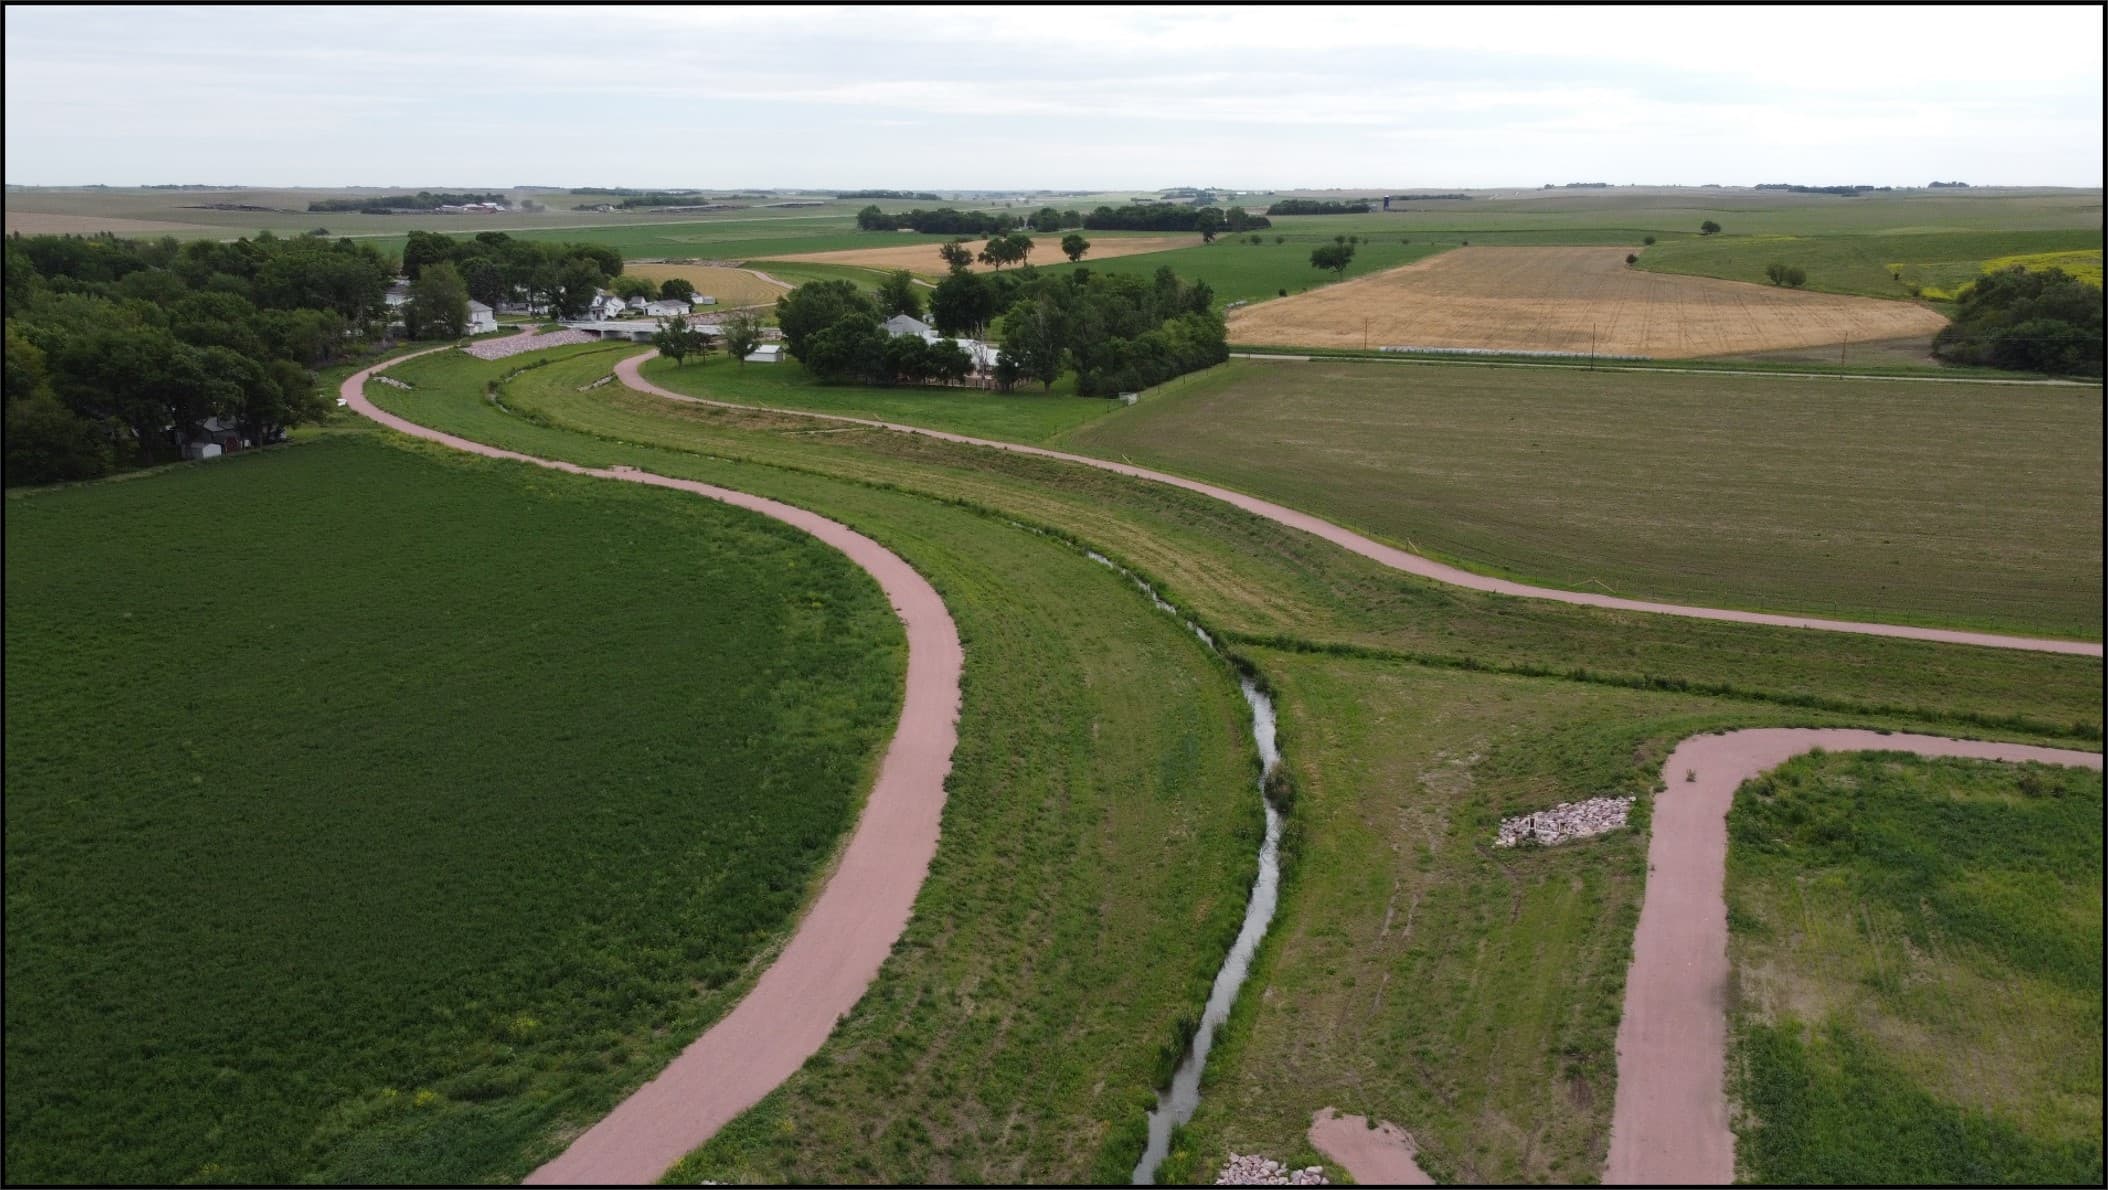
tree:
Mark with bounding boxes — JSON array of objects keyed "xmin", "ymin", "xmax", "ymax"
[
  {"xmin": 550, "ymin": 259, "xmax": 606, "ymax": 319},
  {"xmin": 1784, "ymin": 266, "xmax": 1807, "ymax": 288},
  {"xmin": 1932, "ymin": 266, "xmax": 2103, "ymax": 376},
  {"xmin": 1699, "ymin": 220, "xmax": 1722, "ymax": 235},
  {"xmin": 876, "ymin": 269, "xmax": 924, "ymax": 318},
  {"xmin": 1029, "ymin": 206, "xmax": 1064, "ymax": 233},
  {"xmin": 659, "ymin": 277, "xmax": 696, "ymax": 301},
  {"xmin": 938, "ymin": 239, "xmax": 976, "ymax": 274},
  {"xmin": 929, "ymin": 271, "xmax": 996, "ymax": 338},
  {"xmin": 405, "ymin": 261, "xmax": 470, "ymax": 339},
  {"xmin": 925, "ymin": 338, "xmax": 974, "ymax": 385},
  {"xmin": 720, "ymin": 312, "xmax": 765, "ymax": 364},
  {"xmin": 1197, "ymin": 207, "xmax": 1226, "ymax": 244},
  {"xmin": 1061, "ymin": 233, "xmax": 1090, "ymax": 263},
  {"xmin": 654, "ymin": 315, "xmax": 707, "ymax": 366},
  {"xmin": 775, "ymin": 280, "xmax": 879, "ymax": 357},
  {"xmin": 1310, "ymin": 242, "xmax": 1356, "ymax": 278},
  {"xmin": 1626, "ymin": 253, "xmax": 1639, "ymax": 265},
  {"xmin": 1643, "ymin": 235, "xmax": 1657, "ymax": 245},
  {"xmin": 998, "ymin": 293, "xmax": 1068, "ymax": 390},
  {"xmin": 611, "ymin": 274, "xmax": 657, "ymax": 301},
  {"xmin": 978, "ymin": 233, "xmax": 1032, "ymax": 269},
  {"xmin": 800, "ymin": 315, "xmax": 888, "ymax": 383}
]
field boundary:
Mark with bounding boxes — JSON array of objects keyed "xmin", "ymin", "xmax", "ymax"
[
  {"xmin": 1604, "ymin": 729, "xmax": 2102, "ymax": 1185},
  {"xmin": 1226, "ymin": 350, "xmax": 2101, "ymax": 387},
  {"xmin": 340, "ymin": 350, "xmax": 964, "ymax": 1185},
  {"xmin": 612, "ymin": 351, "xmax": 2102, "ymax": 656}
]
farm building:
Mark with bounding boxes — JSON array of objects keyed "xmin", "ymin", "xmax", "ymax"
[
  {"xmin": 883, "ymin": 314, "xmax": 935, "ymax": 337},
  {"xmin": 643, "ymin": 299, "xmax": 691, "ymax": 318},
  {"xmin": 178, "ymin": 416, "xmax": 284, "ymax": 460},
  {"xmin": 883, "ymin": 313, "xmax": 1002, "ymax": 378},
  {"xmin": 466, "ymin": 301, "xmax": 498, "ymax": 334},
  {"xmin": 744, "ymin": 344, "xmax": 784, "ymax": 364},
  {"xmin": 383, "ymin": 280, "xmax": 412, "ymax": 308},
  {"xmin": 625, "ymin": 296, "xmax": 650, "ymax": 313}
]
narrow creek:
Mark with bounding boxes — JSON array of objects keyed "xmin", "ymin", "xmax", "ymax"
[{"xmin": 1077, "ymin": 551, "xmax": 1286, "ymax": 1185}]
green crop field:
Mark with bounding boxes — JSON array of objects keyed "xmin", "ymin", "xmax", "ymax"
[
  {"xmin": 1060, "ymin": 359, "xmax": 2106, "ymax": 640},
  {"xmin": 1726, "ymin": 752, "xmax": 2104, "ymax": 1184},
  {"xmin": 368, "ymin": 346, "xmax": 1266, "ymax": 1182},
  {"xmin": 1637, "ymin": 227, "xmax": 2106, "ymax": 300},
  {"xmin": 360, "ymin": 342, "xmax": 2096, "ymax": 1182},
  {"xmin": 2, "ymin": 434, "xmax": 907, "ymax": 1184}
]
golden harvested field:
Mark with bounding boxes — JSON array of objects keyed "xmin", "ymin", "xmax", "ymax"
[
  {"xmin": 1226, "ymin": 246, "xmax": 1952, "ymax": 358},
  {"xmin": 3, "ymin": 211, "xmax": 219, "ymax": 235},
  {"xmin": 620, "ymin": 263, "xmax": 792, "ymax": 307},
  {"xmin": 767, "ymin": 234, "xmax": 1198, "ymax": 274}
]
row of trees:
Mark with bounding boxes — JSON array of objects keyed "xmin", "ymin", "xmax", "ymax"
[
  {"xmin": 307, "ymin": 191, "xmax": 501, "ymax": 212},
  {"xmin": 1932, "ymin": 266, "xmax": 2103, "ymax": 376},
  {"xmin": 1265, "ymin": 199, "xmax": 1370, "ymax": 215},
  {"xmin": 398, "ymin": 230, "xmax": 623, "ymax": 319},
  {"xmin": 6, "ymin": 231, "xmax": 357, "ymax": 485},
  {"xmin": 1080, "ymin": 204, "xmax": 1271, "ymax": 235},
  {"xmin": 1763, "ymin": 262, "xmax": 1809, "ymax": 288},
  {"xmin": 855, "ymin": 205, "xmax": 1021, "ymax": 235}
]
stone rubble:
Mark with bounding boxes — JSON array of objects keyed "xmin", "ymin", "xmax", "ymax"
[
  {"xmin": 373, "ymin": 374, "xmax": 414, "ymax": 390},
  {"xmin": 1494, "ymin": 795, "xmax": 1634, "ymax": 847},
  {"xmin": 462, "ymin": 329, "xmax": 596, "ymax": 361},
  {"xmin": 1215, "ymin": 1154, "xmax": 1330, "ymax": 1185}
]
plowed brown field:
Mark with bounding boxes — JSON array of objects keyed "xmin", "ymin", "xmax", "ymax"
[
  {"xmin": 1226, "ymin": 246, "xmax": 1950, "ymax": 358},
  {"xmin": 767, "ymin": 234, "xmax": 1197, "ymax": 274},
  {"xmin": 3, "ymin": 212, "xmax": 217, "ymax": 235}
]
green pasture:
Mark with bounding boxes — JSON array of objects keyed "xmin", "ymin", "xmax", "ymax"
[
  {"xmin": 1061, "ymin": 360, "xmax": 2106, "ymax": 640},
  {"xmin": 367, "ymin": 346, "xmax": 1265, "ymax": 1183},
  {"xmin": 1637, "ymin": 226, "xmax": 2105, "ymax": 299},
  {"xmin": 2, "ymin": 433, "xmax": 905, "ymax": 1184},
  {"xmin": 636, "ymin": 354, "xmax": 1115, "ymax": 442},
  {"xmin": 1727, "ymin": 752, "xmax": 2103, "ymax": 1183}
]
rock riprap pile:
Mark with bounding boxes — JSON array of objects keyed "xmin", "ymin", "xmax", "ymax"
[
  {"xmin": 463, "ymin": 329, "xmax": 596, "ymax": 361},
  {"xmin": 1215, "ymin": 1154, "xmax": 1330, "ymax": 1185},
  {"xmin": 1495, "ymin": 795, "xmax": 1634, "ymax": 847}
]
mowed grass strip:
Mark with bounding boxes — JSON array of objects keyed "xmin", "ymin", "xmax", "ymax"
[
  {"xmin": 1062, "ymin": 359, "xmax": 2105, "ymax": 639},
  {"xmin": 2, "ymin": 434, "xmax": 906, "ymax": 1184},
  {"xmin": 501, "ymin": 350, "xmax": 2103, "ymax": 738},
  {"xmin": 366, "ymin": 352, "xmax": 1265, "ymax": 1182},
  {"xmin": 1725, "ymin": 753, "xmax": 2104, "ymax": 1183}
]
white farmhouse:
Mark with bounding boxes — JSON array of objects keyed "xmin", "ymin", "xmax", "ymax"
[
  {"xmin": 643, "ymin": 298, "xmax": 691, "ymax": 318},
  {"xmin": 466, "ymin": 300, "xmax": 499, "ymax": 335}
]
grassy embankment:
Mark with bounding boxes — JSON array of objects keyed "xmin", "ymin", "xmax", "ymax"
[
  {"xmin": 375, "ymin": 345, "xmax": 2101, "ymax": 1182},
  {"xmin": 1726, "ymin": 752, "xmax": 2103, "ymax": 1184},
  {"xmin": 1061, "ymin": 359, "xmax": 2105, "ymax": 641},
  {"xmin": 368, "ymin": 345, "xmax": 1264, "ymax": 1183},
  {"xmin": 3, "ymin": 434, "xmax": 906, "ymax": 1183}
]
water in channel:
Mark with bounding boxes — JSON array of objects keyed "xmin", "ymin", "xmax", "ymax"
[{"xmin": 1077, "ymin": 551, "xmax": 1286, "ymax": 1186}]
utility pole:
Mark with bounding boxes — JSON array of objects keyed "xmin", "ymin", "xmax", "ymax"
[
  {"xmin": 1364, "ymin": 317, "xmax": 1370, "ymax": 351},
  {"xmin": 1590, "ymin": 322, "xmax": 1598, "ymax": 370},
  {"xmin": 1841, "ymin": 338, "xmax": 1848, "ymax": 365}
]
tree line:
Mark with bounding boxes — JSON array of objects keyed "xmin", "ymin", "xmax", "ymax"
[
  {"xmin": 398, "ymin": 230, "xmax": 623, "ymax": 319},
  {"xmin": 1081, "ymin": 204, "xmax": 1271, "ymax": 234},
  {"xmin": 837, "ymin": 190, "xmax": 941, "ymax": 200},
  {"xmin": 855, "ymin": 205, "xmax": 1023, "ymax": 235},
  {"xmin": 1264, "ymin": 199, "xmax": 1370, "ymax": 215},
  {"xmin": 307, "ymin": 191, "xmax": 502, "ymax": 212},
  {"xmin": 5, "ymin": 231, "xmax": 374, "ymax": 485},
  {"xmin": 778, "ymin": 256, "xmax": 1227, "ymax": 397}
]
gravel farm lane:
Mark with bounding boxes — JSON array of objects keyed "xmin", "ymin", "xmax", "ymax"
[
  {"xmin": 1605, "ymin": 728, "xmax": 2102, "ymax": 1184},
  {"xmin": 341, "ymin": 351, "xmax": 963, "ymax": 1185},
  {"xmin": 612, "ymin": 351, "xmax": 2100, "ymax": 658}
]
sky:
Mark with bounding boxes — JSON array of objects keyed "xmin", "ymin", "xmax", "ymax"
[{"xmin": 5, "ymin": 4, "xmax": 2102, "ymax": 190}]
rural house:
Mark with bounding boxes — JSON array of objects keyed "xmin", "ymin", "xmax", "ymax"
[
  {"xmin": 643, "ymin": 298, "xmax": 691, "ymax": 318},
  {"xmin": 466, "ymin": 300, "xmax": 498, "ymax": 334},
  {"xmin": 883, "ymin": 313, "xmax": 935, "ymax": 337}
]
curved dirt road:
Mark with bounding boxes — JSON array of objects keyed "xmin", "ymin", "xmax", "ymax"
[
  {"xmin": 341, "ymin": 353, "xmax": 964, "ymax": 1185},
  {"xmin": 612, "ymin": 352, "xmax": 2100, "ymax": 658},
  {"xmin": 1604, "ymin": 728, "xmax": 2102, "ymax": 1185}
]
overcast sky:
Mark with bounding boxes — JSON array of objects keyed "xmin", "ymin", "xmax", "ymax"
[{"xmin": 6, "ymin": 4, "xmax": 2102, "ymax": 190}]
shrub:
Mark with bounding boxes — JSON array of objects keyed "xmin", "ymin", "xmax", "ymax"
[{"xmin": 1626, "ymin": 253, "xmax": 1639, "ymax": 265}]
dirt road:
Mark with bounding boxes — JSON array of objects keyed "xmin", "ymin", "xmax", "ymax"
[
  {"xmin": 340, "ymin": 352, "xmax": 963, "ymax": 1185},
  {"xmin": 612, "ymin": 351, "xmax": 2100, "ymax": 658},
  {"xmin": 1604, "ymin": 728, "xmax": 2102, "ymax": 1184}
]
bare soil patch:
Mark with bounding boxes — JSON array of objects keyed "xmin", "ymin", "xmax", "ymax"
[
  {"xmin": 3, "ymin": 211, "xmax": 218, "ymax": 235},
  {"xmin": 1226, "ymin": 247, "xmax": 1949, "ymax": 358},
  {"xmin": 768, "ymin": 234, "xmax": 1197, "ymax": 274},
  {"xmin": 621, "ymin": 263, "xmax": 792, "ymax": 307}
]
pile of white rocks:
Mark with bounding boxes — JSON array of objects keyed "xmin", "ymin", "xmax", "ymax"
[
  {"xmin": 373, "ymin": 374, "xmax": 414, "ymax": 390},
  {"xmin": 1495, "ymin": 795, "xmax": 1634, "ymax": 847},
  {"xmin": 579, "ymin": 373, "xmax": 616, "ymax": 391},
  {"xmin": 1215, "ymin": 1154, "xmax": 1329, "ymax": 1185},
  {"xmin": 462, "ymin": 329, "xmax": 596, "ymax": 361}
]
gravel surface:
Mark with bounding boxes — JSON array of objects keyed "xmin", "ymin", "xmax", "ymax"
[{"xmin": 1495, "ymin": 795, "xmax": 1634, "ymax": 847}]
